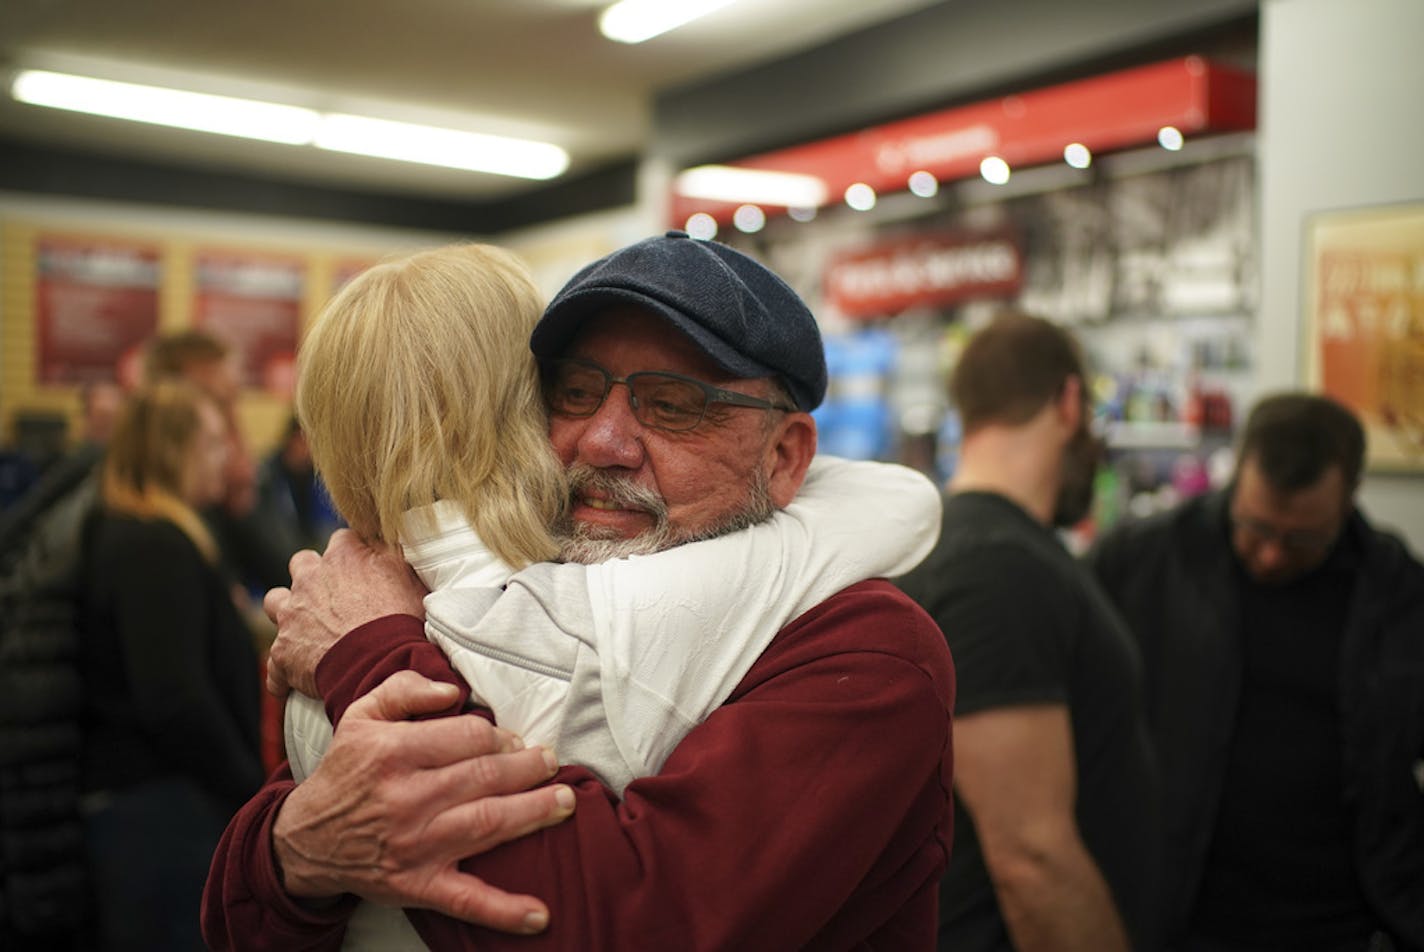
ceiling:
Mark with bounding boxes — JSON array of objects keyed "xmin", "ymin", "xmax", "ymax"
[{"xmin": 0, "ymin": 0, "xmax": 947, "ymax": 204}]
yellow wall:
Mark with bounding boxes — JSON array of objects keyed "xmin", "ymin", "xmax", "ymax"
[{"xmin": 2, "ymin": 217, "xmax": 389, "ymax": 458}]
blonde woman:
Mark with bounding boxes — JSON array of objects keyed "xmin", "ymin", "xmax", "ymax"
[
  {"xmin": 79, "ymin": 380, "xmax": 263, "ymax": 952},
  {"xmin": 280, "ymin": 243, "xmax": 941, "ymax": 948}
]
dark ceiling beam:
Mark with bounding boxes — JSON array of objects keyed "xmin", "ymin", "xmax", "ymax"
[
  {"xmin": 653, "ymin": 0, "xmax": 1259, "ymax": 166},
  {"xmin": 0, "ymin": 136, "xmax": 639, "ymax": 235}
]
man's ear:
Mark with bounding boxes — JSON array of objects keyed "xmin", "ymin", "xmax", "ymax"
[
  {"xmin": 1057, "ymin": 375, "xmax": 1085, "ymax": 432},
  {"xmin": 766, "ymin": 413, "xmax": 818, "ymax": 508}
]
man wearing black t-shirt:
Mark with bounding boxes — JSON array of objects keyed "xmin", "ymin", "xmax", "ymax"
[
  {"xmin": 897, "ymin": 313, "xmax": 1160, "ymax": 952},
  {"xmin": 1088, "ymin": 393, "xmax": 1424, "ymax": 952}
]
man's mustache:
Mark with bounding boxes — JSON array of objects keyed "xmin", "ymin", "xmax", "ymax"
[{"xmin": 565, "ymin": 463, "xmax": 669, "ymax": 520}]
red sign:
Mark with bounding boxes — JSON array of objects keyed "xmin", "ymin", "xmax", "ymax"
[
  {"xmin": 825, "ymin": 231, "xmax": 1023, "ymax": 317},
  {"xmin": 193, "ymin": 251, "xmax": 304, "ymax": 398},
  {"xmin": 35, "ymin": 237, "xmax": 161, "ymax": 385},
  {"xmin": 672, "ymin": 57, "xmax": 1257, "ymax": 228}
]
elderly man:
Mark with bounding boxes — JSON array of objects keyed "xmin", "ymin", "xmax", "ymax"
[
  {"xmin": 203, "ymin": 232, "xmax": 955, "ymax": 950},
  {"xmin": 1087, "ymin": 393, "xmax": 1424, "ymax": 952}
]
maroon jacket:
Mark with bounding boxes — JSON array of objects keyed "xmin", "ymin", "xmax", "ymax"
[{"xmin": 203, "ymin": 579, "xmax": 955, "ymax": 950}]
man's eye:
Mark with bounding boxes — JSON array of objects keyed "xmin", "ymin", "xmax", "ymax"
[
  {"xmin": 560, "ymin": 384, "xmax": 600, "ymax": 406},
  {"xmin": 650, "ymin": 398, "xmax": 698, "ymax": 420}
]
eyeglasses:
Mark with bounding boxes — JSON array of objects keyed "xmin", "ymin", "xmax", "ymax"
[
  {"xmin": 543, "ymin": 358, "xmax": 796, "ymax": 432},
  {"xmin": 1230, "ymin": 512, "xmax": 1338, "ymax": 554}
]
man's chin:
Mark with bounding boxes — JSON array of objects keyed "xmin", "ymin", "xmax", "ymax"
[{"xmin": 556, "ymin": 522, "xmax": 673, "ymax": 564}]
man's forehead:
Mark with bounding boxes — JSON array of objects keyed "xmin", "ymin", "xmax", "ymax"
[{"xmin": 1232, "ymin": 457, "xmax": 1348, "ymax": 522}]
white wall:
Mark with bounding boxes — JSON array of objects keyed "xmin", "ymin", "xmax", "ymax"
[{"xmin": 1258, "ymin": 0, "xmax": 1424, "ymax": 550}]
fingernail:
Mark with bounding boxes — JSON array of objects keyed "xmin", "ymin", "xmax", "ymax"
[
  {"xmin": 523, "ymin": 909, "xmax": 548, "ymax": 933},
  {"xmin": 554, "ymin": 785, "xmax": 575, "ymax": 811},
  {"xmin": 542, "ymin": 747, "xmax": 558, "ymax": 773}
]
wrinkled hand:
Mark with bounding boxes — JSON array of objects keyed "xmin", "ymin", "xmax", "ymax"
[
  {"xmin": 273, "ymin": 671, "xmax": 575, "ymax": 933},
  {"xmin": 264, "ymin": 529, "xmax": 428, "ymax": 698}
]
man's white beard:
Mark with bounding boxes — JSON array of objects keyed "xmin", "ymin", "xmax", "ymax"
[{"xmin": 555, "ymin": 463, "xmax": 776, "ymax": 564}]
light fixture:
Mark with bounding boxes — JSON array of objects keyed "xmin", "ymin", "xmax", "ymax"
[
  {"xmin": 1158, "ymin": 126, "xmax": 1185, "ymax": 151},
  {"xmin": 674, "ymin": 165, "xmax": 828, "ymax": 208},
  {"xmin": 733, "ymin": 204, "xmax": 766, "ymax": 233},
  {"xmin": 908, "ymin": 170, "xmax": 939, "ymax": 197},
  {"xmin": 1063, "ymin": 143, "xmax": 1092, "ymax": 169},
  {"xmin": 600, "ymin": 0, "xmax": 738, "ymax": 44},
  {"xmin": 11, "ymin": 69, "xmax": 318, "ymax": 145},
  {"xmin": 685, "ymin": 213, "xmax": 719, "ymax": 240},
  {"xmin": 316, "ymin": 114, "xmax": 568, "ymax": 180},
  {"xmin": 980, "ymin": 156, "xmax": 1011, "ymax": 185},
  {"xmin": 844, "ymin": 183, "xmax": 876, "ymax": 211},
  {"xmin": 10, "ymin": 68, "xmax": 570, "ymax": 181}
]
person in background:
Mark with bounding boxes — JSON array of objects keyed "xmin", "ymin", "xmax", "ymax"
[
  {"xmin": 78, "ymin": 380, "xmax": 264, "ymax": 951},
  {"xmin": 0, "ymin": 380, "xmax": 125, "ymax": 560},
  {"xmin": 202, "ymin": 231, "xmax": 956, "ymax": 950},
  {"xmin": 143, "ymin": 330, "xmax": 290, "ymax": 592},
  {"xmin": 78, "ymin": 381, "xmax": 124, "ymax": 447},
  {"xmin": 896, "ymin": 311, "xmax": 1159, "ymax": 952},
  {"xmin": 253, "ymin": 414, "xmax": 342, "ymax": 561},
  {"xmin": 1086, "ymin": 393, "xmax": 1424, "ymax": 952},
  {"xmin": 144, "ymin": 330, "xmax": 292, "ymax": 771}
]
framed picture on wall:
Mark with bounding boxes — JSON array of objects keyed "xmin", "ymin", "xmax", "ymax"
[{"xmin": 1304, "ymin": 200, "xmax": 1424, "ymax": 473}]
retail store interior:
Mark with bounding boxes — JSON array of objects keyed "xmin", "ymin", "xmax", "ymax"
[{"xmin": 1, "ymin": 0, "xmax": 1420, "ymax": 550}]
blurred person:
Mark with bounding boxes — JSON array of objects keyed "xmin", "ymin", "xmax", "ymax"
[
  {"xmin": 1087, "ymin": 393, "xmax": 1424, "ymax": 952},
  {"xmin": 203, "ymin": 232, "xmax": 955, "ymax": 950},
  {"xmin": 145, "ymin": 331, "xmax": 292, "ymax": 773},
  {"xmin": 79, "ymin": 380, "xmax": 125, "ymax": 447},
  {"xmin": 77, "ymin": 380, "xmax": 264, "ymax": 951},
  {"xmin": 253, "ymin": 414, "xmax": 342, "ymax": 560},
  {"xmin": 0, "ymin": 382, "xmax": 119, "ymax": 562},
  {"xmin": 896, "ymin": 312, "xmax": 1159, "ymax": 952},
  {"xmin": 144, "ymin": 330, "xmax": 289, "ymax": 591}
]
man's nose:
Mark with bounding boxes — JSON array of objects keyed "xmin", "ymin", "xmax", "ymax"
[
  {"xmin": 1253, "ymin": 538, "xmax": 1288, "ymax": 573},
  {"xmin": 574, "ymin": 384, "xmax": 646, "ymax": 470}
]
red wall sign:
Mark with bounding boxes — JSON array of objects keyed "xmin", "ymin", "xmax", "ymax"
[
  {"xmin": 35, "ymin": 236, "xmax": 161, "ymax": 385},
  {"xmin": 193, "ymin": 251, "xmax": 304, "ymax": 398},
  {"xmin": 825, "ymin": 231, "xmax": 1023, "ymax": 317},
  {"xmin": 672, "ymin": 56, "xmax": 1257, "ymax": 228}
]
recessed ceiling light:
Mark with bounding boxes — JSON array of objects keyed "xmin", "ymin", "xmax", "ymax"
[{"xmin": 600, "ymin": 0, "xmax": 738, "ymax": 44}]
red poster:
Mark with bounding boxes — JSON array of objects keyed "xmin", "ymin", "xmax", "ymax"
[
  {"xmin": 824, "ymin": 231, "xmax": 1023, "ymax": 318},
  {"xmin": 193, "ymin": 252, "xmax": 304, "ymax": 398},
  {"xmin": 35, "ymin": 237, "xmax": 161, "ymax": 385}
]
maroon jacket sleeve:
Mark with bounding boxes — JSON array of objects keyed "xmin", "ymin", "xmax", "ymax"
[
  {"xmin": 201, "ymin": 614, "xmax": 471, "ymax": 951},
  {"xmin": 205, "ymin": 582, "xmax": 955, "ymax": 951},
  {"xmin": 314, "ymin": 614, "xmax": 472, "ymax": 725},
  {"xmin": 406, "ymin": 580, "xmax": 955, "ymax": 951},
  {"xmin": 200, "ymin": 761, "xmax": 358, "ymax": 951}
]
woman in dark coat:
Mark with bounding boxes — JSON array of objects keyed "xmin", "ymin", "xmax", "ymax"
[{"xmin": 79, "ymin": 380, "xmax": 263, "ymax": 951}]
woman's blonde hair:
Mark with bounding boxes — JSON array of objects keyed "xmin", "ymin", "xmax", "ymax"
[
  {"xmin": 101, "ymin": 380, "xmax": 220, "ymax": 562},
  {"xmin": 297, "ymin": 243, "xmax": 565, "ymax": 568}
]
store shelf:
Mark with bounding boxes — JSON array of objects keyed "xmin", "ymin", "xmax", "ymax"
[{"xmin": 1105, "ymin": 420, "xmax": 1202, "ymax": 450}]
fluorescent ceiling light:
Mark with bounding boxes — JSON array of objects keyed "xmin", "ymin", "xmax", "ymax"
[
  {"xmin": 10, "ymin": 68, "xmax": 570, "ymax": 180},
  {"xmin": 11, "ymin": 69, "xmax": 318, "ymax": 144},
  {"xmin": 600, "ymin": 0, "xmax": 738, "ymax": 44},
  {"xmin": 316, "ymin": 114, "xmax": 568, "ymax": 180},
  {"xmin": 675, "ymin": 165, "xmax": 828, "ymax": 208}
]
